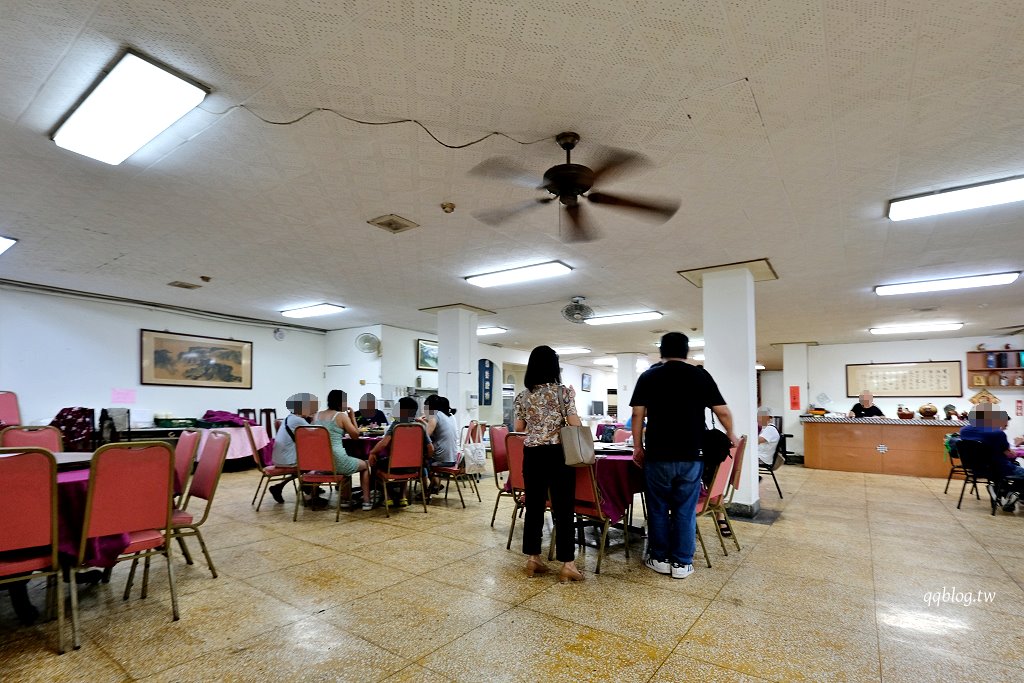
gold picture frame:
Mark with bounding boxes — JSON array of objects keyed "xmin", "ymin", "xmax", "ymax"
[
  {"xmin": 845, "ymin": 360, "xmax": 962, "ymax": 397},
  {"xmin": 141, "ymin": 329, "xmax": 253, "ymax": 389}
]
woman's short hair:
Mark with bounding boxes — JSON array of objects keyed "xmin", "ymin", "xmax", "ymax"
[
  {"xmin": 524, "ymin": 345, "xmax": 561, "ymax": 391},
  {"xmin": 326, "ymin": 389, "xmax": 347, "ymax": 411},
  {"xmin": 423, "ymin": 394, "xmax": 452, "ymax": 415}
]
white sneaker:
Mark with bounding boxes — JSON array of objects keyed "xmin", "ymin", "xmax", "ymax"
[
  {"xmin": 644, "ymin": 557, "xmax": 671, "ymax": 575},
  {"xmin": 361, "ymin": 501, "xmax": 374, "ymax": 511},
  {"xmin": 671, "ymin": 563, "xmax": 694, "ymax": 579}
]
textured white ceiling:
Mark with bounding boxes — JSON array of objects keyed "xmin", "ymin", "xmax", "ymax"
[{"xmin": 2, "ymin": 0, "xmax": 1024, "ymax": 369}]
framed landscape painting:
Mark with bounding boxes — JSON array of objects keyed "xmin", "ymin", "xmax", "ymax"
[
  {"xmin": 141, "ymin": 329, "xmax": 253, "ymax": 389},
  {"xmin": 416, "ymin": 339, "xmax": 439, "ymax": 371},
  {"xmin": 581, "ymin": 373, "xmax": 592, "ymax": 392}
]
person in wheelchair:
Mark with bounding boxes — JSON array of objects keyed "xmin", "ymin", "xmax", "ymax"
[{"xmin": 960, "ymin": 406, "xmax": 1024, "ymax": 511}]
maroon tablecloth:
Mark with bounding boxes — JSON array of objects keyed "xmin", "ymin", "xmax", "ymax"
[
  {"xmin": 594, "ymin": 455, "xmax": 645, "ymax": 524},
  {"xmin": 595, "ymin": 423, "xmax": 625, "ymax": 439},
  {"xmin": 343, "ymin": 436, "xmax": 383, "ymax": 460},
  {"xmin": 57, "ymin": 470, "xmax": 129, "ymax": 568}
]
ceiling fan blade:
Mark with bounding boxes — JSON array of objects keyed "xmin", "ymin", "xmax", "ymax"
[
  {"xmin": 468, "ymin": 156, "xmax": 542, "ymax": 189},
  {"xmin": 563, "ymin": 203, "xmax": 598, "ymax": 242},
  {"xmin": 587, "ymin": 191, "xmax": 679, "ymax": 222},
  {"xmin": 589, "ymin": 146, "xmax": 651, "ymax": 184},
  {"xmin": 473, "ymin": 197, "xmax": 553, "ymax": 225}
]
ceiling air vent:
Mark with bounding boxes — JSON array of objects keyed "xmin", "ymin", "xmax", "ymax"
[
  {"xmin": 368, "ymin": 214, "xmax": 419, "ymax": 234},
  {"xmin": 168, "ymin": 281, "xmax": 201, "ymax": 289}
]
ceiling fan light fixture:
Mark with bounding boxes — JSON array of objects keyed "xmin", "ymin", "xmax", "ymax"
[
  {"xmin": 465, "ymin": 261, "xmax": 572, "ymax": 288},
  {"xmin": 887, "ymin": 176, "xmax": 1024, "ymax": 221},
  {"xmin": 584, "ymin": 311, "xmax": 663, "ymax": 326},
  {"xmin": 52, "ymin": 51, "xmax": 207, "ymax": 165},
  {"xmin": 875, "ymin": 272, "xmax": 1020, "ymax": 296},
  {"xmin": 281, "ymin": 303, "xmax": 346, "ymax": 318}
]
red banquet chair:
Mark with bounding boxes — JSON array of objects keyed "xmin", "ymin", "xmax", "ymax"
[
  {"xmin": 0, "ymin": 447, "xmax": 65, "ymax": 654},
  {"xmin": 0, "ymin": 390, "xmax": 21, "ymax": 426},
  {"xmin": 488, "ymin": 425, "xmax": 512, "ymax": 527},
  {"xmin": 172, "ymin": 429, "xmax": 201, "ymax": 502},
  {"xmin": 0, "ymin": 425, "xmax": 64, "ymax": 452},
  {"xmin": 293, "ymin": 426, "xmax": 350, "ymax": 522},
  {"xmin": 69, "ymin": 441, "xmax": 178, "ymax": 650},
  {"xmin": 612, "ymin": 429, "xmax": 630, "ymax": 443},
  {"xmin": 247, "ymin": 422, "xmax": 297, "ymax": 510},
  {"xmin": 504, "ymin": 433, "xmax": 528, "ymax": 550},
  {"xmin": 166, "ymin": 430, "xmax": 230, "ymax": 578},
  {"xmin": 377, "ymin": 423, "xmax": 430, "ymax": 518}
]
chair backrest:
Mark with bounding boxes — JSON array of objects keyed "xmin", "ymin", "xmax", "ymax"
[
  {"xmin": 612, "ymin": 429, "xmax": 630, "ymax": 443},
  {"xmin": 489, "ymin": 425, "xmax": 510, "ymax": 475},
  {"xmin": 955, "ymin": 439, "xmax": 997, "ymax": 479},
  {"xmin": 506, "ymin": 433, "xmax": 526, "ymax": 490},
  {"xmin": 173, "ymin": 429, "xmax": 202, "ymax": 496},
  {"xmin": 0, "ymin": 425, "xmax": 63, "ymax": 451},
  {"xmin": 698, "ymin": 451, "xmax": 735, "ymax": 513},
  {"xmin": 0, "ymin": 448, "xmax": 56, "ymax": 555},
  {"xmin": 260, "ymin": 408, "xmax": 278, "ymax": 438},
  {"xmin": 238, "ymin": 408, "xmax": 257, "ymax": 421},
  {"xmin": 573, "ymin": 464, "xmax": 604, "ymax": 519},
  {"xmin": 243, "ymin": 422, "xmax": 267, "ymax": 473},
  {"xmin": 83, "ymin": 442, "xmax": 174, "ymax": 547},
  {"xmin": 0, "ymin": 391, "xmax": 20, "ymax": 426},
  {"xmin": 184, "ymin": 430, "xmax": 230, "ymax": 510},
  {"xmin": 294, "ymin": 425, "xmax": 335, "ymax": 473},
  {"xmin": 728, "ymin": 435, "xmax": 748, "ymax": 492},
  {"xmin": 388, "ymin": 423, "xmax": 427, "ymax": 470}
]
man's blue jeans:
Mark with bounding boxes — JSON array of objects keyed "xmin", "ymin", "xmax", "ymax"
[{"xmin": 644, "ymin": 459, "xmax": 704, "ymax": 565}]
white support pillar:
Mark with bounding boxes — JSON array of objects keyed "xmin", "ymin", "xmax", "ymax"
[
  {"xmin": 436, "ymin": 307, "xmax": 478, "ymax": 431},
  {"xmin": 782, "ymin": 343, "xmax": 809, "ymax": 457},
  {"xmin": 702, "ymin": 268, "xmax": 759, "ymax": 515},
  {"xmin": 614, "ymin": 353, "xmax": 646, "ymax": 421}
]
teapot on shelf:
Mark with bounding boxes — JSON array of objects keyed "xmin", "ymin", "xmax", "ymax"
[
  {"xmin": 897, "ymin": 404, "xmax": 915, "ymax": 419},
  {"xmin": 918, "ymin": 403, "xmax": 938, "ymax": 419}
]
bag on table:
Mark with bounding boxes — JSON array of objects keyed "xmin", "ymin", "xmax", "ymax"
[{"xmin": 558, "ymin": 386, "xmax": 595, "ymax": 467}]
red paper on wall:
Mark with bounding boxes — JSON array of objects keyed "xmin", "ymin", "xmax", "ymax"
[{"xmin": 789, "ymin": 385, "xmax": 801, "ymax": 411}]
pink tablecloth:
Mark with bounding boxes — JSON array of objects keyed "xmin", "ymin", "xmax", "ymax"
[
  {"xmin": 197, "ymin": 426, "xmax": 268, "ymax": 460},
  {"xmin": 594, "ymin": 455, "xmax": 645, "ymax": 524},
  {"xmin": 56, "ymin": 470, "xmax": 129, "ymax": 568}
]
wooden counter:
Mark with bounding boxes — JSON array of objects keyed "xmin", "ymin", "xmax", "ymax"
[{"xmin": 801, "ymin": 417, "xmax": 967, "ymax": 478}]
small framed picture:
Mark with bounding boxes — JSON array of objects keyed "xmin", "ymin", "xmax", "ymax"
[
  {"xmin": 972, "ymin": 374, "xmax": 987, "ymax": 386},
  {"xmin": 581, "ymin": 373, "xmax": 592, "ymax": 392},
  {"xmin": 416, "ymin": 339, "xmax": 438, "ymax": 371}
]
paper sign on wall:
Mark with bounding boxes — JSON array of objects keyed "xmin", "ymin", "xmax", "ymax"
[
  {"xmin": 111, "ymin": 388, "xmax": 136, "ymax": 404},
  {"xmin": 789, "ymin": 385, "xmax": 801, "ymax": 411},
  {"xmin": 1017, "ymin": 400, "xmax": 1022, "ymax": 417}
]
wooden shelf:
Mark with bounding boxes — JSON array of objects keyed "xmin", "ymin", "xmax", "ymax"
[{"xmin": 966, "ymin": 349, "xmax": 1024, "ymax": 389}]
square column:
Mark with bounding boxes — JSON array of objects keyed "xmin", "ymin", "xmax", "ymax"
[
  {"xmin": 782, "ymin": 343, "xmax": 808, "ymax": 457},
  {"xmin": 436, "ymin": 306, "xmax": 479, "ymax": 430},
  {"xmin": 615, "ymin": 353, "xmax": 647, "ymax": 423},
  {"xmin": 702, "ymin": 268, "xmax": 759, "ymax": 515}
]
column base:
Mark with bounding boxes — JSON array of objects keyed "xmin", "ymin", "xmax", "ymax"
[{"xmin": 725, "ymin": 500, "xmax": 761, "ymax": 518}]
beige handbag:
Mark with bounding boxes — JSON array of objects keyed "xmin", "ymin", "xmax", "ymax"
[{"xmin": 558, "ymin": 386, "xmax": 595, "ymax": 467}]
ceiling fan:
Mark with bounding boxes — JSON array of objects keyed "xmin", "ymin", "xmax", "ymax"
[{"xmin": 469, "ymin": 132, "xmax": 680, "ymax": 242}]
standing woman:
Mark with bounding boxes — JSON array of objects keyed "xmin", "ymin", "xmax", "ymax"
[{"xmin": 514, "ymin": 346, "xmax": 584, "ymax": 582}]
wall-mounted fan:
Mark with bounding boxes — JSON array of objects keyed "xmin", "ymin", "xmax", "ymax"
[
  {"xmin": 561, "ymin": 296, "xmax": 594, "ymax": 324},
  {"xmin": 355, "ymin": 333, "xmax": 382, "ymax": 356},
  {"xmin": 470, "ymin": 131, "xmax": 680, "ymax": 242}
]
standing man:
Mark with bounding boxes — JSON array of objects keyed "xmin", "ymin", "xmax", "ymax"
[{"xmin": 630, "ymin": 332, "xmax": 736, "ymax": 579}]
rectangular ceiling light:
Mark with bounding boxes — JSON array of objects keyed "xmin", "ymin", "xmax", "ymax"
[
  {"xmin": 476, "ymin": 326, "xmax": 507, "ymax": 336},
  {"xmin": 465, "ymin": 261, "xmax": 572, "ymax": 288},
  {"xmin": 887, "ymin": 176, "xmax": 1024, "ymax": 221},
  {"xmin": 869, "ymin": 322, "xmax": 963, "ymax": 335},
  {"xmin": 875, "ymin": 272, "xmax": 1019, "ymax": 296},
  {"xmin": 593, "ymin": 357, "xmax": 616, "ymax": 366},
  {"xmin": 553, "ymin": 347, "xmax": 591, "ymax": 355},
  {"xmin": 755, "ymin": 364, "xmax": 766, "ymax": 370},
  {"xmin": 52, "ymin": 51, "xmax": 207, "ymax": 165},
  {"xmin": 584, "ymin": 311, "xmax": 663, "ymax": 326},
  {"xmin": 281, "ymin": 303, "xmax": 346, "ymax": 319},
  {"xmin": 0, "ymin": 236, "xmax": 16, "ymax": 257}
]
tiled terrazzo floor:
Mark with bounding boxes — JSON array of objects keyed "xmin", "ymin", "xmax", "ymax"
[{"xmin": 2, "ymin": 464, "xmax": 1023, "ymax": 682}]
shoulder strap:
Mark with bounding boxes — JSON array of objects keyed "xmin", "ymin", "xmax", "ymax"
[
  {"xmin": 557, "ymin": 385, "xmax": 569, "ymax": 422},
  {"xmin": 285, "ymin": 415, "xmax": 297, "ymax": 441}
]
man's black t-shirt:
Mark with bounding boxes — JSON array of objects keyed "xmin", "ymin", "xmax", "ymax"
[
  {"xmin": 629, "ymin": 361, "xmax": 726, "ymax": 461},
  {"xmin": 850, "ymin": 403, "xmax": 884, "ymax": 418}
]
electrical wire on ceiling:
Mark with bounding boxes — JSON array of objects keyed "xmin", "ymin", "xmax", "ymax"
[{"xmin": 199, "ymin": 103, "xmax": 555, "ymax": 149}]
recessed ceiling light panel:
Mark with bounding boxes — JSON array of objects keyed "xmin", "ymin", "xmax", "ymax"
[
  {"xmin": 875, "ymin": 272, "xmax": 1019, "ymax": 296},
  {"xmin": 887, "ymin": 176, "xmax": 1024, "ymax": 221},
  {"xmin": 869, "ymin": 322, "xmax": 963, "ymax": 335},
  {"xmin": 0, "ymin": 236, "xmax": 17, "ymax": 257},
  {"xmin": 553, "ymin": 347, "xmax": 591, "ymax": 355},
  {"xmin": 583, "ymin": 311, "xmax": 663, "ymax": 326},
  {"xmin": 281, "ymin": 303, "xmax": 346, "ymax": 318},
  {"xmin": 465, "ymin": 261, "xmax": 572, "ymax": 288},
  {"xmin": 476, "ymin": 326, "xmax": 507, "ymax": 336}
]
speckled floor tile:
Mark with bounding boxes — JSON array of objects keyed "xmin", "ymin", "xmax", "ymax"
[
  {"xmin": 720, "ymin": 565, "xmax": 877, "ymax": 634},
  {"xmin": 740, "ymin": 540, "xmax": 875, "ymax": 590},
  {"xmin": 520, "ymin": 573, "xmax": 709, "ymax": 646},
  {"xmin": 872, "ymin": 562, "xmax": 1024, "ymax": 616},
  {"xmin": 320, "ymin": 575, "xmax": 510, "ymax": 660},
  {"xmin": 208, "ymin": 535, "xmax": 340, "ymax": 579},
  {"xmin": 418, "ymin": 606, "xmax": 670, "ymax": 682},
  {"xmin": 381, "ymin": 663, "xmax": 456, "ymax": 683},
  {"xmin": 878, "ymin": 638, "xmax": 1024, "ymax": 682},
  {"xmin": 282, "ymin": 517, "xmax": 418, "ymax": 550},
  {"xmin": 143, "ymin": 617, "xmax": 409, "ymax": 682},
  {"xmin": 422, "ymin": 547, "xmax": 559, "ymax": 605},
  {"xmin": 677, "ymin": 601, "xmax": 881, "ymax": 682},
  {"xmin": 650, "ymin": 651, "xmax": 773, "ymax": 682},
  {"xmin": 345, "ymin": 530, "xmax": 486, "ymax": 572},
  {"xmin": 186, "ymin": 517, "xmax": 284, "ymax": 549},
  {"xmin": 0, "ymin": 631, "xmax": 130, "ymax": 682},
  {"xmin": 870, "ymin": 538, "xmax": 1010, "ymax": 579}
]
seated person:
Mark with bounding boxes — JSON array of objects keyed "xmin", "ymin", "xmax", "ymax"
[
  {"xmin": 368, "ymin": 396, "xmax": 434, "ymax": 507},
  {"xmin": 355, "ymin": 393, "xmax": 389, "ymax": 428},
  {"xmin": 756, "ymin": 407, "xmax": 782, "ymax": 466},
  {"xmin": 419, "ymin": 394, "xmax": 459, "ymax": 493},
  {"xmin": 268, "ymin": 392, "xmax": 318, "ymax": 505},
  {"xmin": 314, "ymin": 389, "xmax": 375, "ymax": 510},
  {"xmin": 848, "ymin": 390, "xmax": 884, "ymax": 418},
  {"xmin": 960, "ymin": 406, "xmax": 1024, "ymax": 510}
]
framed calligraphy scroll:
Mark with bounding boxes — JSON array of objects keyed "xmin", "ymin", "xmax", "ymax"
[{"xmin": 846, "ymin": 361, "xmax": 962, "ymax": 398}]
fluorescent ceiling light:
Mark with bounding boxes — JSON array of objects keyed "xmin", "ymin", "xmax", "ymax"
[
  {"xmin": 755, "ymin": 364, "xmax": 766, "ymax": 370},
  {"xmin": 654, "ymin": 338, "xmax": 704, "ymax": 348},
  {"xmin": 465, "ymin": 261, "xmax": 571, "ymax": 288},
  {"xmin": 52, "ymin": 51, "xmax": 207, "ymax": 165},
  {"xmin": 593, "ymin": 358, "xmax": 616, "ymax": 366},
  {"xmin": 584, "ymin": 311, "xmax": 663, "ymax": 326},
  {"xmin": 887, "ymin": 176, "xmax": 1024, "ymax": 221},
  {"xmin": 0, "ymin": 236, "xmax": 16, "ymax": 257},
  {"xmin": 553, "ymin": 347, "xmax": 591, "ymax": 355},
  {"xmin": 692, "ymin": 353, "xmax": 705, "ymax": 361},
  {"xmin": 869, "ymin": 322, "xmax": 963, "ymax": 335},
  {"xmin": 281, "ymin": 303, "xmax": 346, "ymax": 319},
  {"xmin": 476, "ymin": 326, "xmax": 507, "ymax": 336},
  {"xmin": 875, "ymin": 272, "xmax": 1019, "ymax": 296}
]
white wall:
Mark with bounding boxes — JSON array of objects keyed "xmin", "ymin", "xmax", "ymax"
[
  {"xmin": 324, "ymin": 325, "xmax": 383, "ymax": 407},
  {"xmin": 759, "ymin": 371, "xmax": 784, "ymax": 415},
  {"xmin": 808, "ymin": 334, "xmax": 1024, "ymax": 437},
  {"xmin": 380, "ymin": 325, "xmax": 437, "ymax": 390},
  {"xmin": 0, "ymin": 289, "xmax": 325, "ymax": 425}
]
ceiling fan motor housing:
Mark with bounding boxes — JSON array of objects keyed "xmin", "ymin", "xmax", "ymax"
[{"xmin": 543, "ymin": 164, "xmax": 594, "ymax": 201}]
